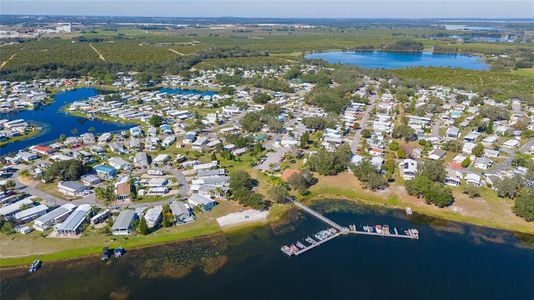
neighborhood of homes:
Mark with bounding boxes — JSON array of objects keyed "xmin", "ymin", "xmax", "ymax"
[{"xmin": 1, "ymin": 63, "xmax": 533, "ymax": 240}]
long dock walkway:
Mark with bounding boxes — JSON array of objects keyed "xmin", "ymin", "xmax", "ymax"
[{"xmin": 292, "ymin": 200, "xmax": 349, "ymax": 233}]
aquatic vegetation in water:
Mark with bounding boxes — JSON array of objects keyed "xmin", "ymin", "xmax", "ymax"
[{"xmin": 128, "ymin": 234, "xmax": 228, "ymax": 279}]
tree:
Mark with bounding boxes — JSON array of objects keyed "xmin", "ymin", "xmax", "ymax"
[
  {"xmin": 363, "ymin": 172, "xmax": 389, "ymax": 191},
  {"xmin": 442, "ymin": 140, "xmax": 462, "ymax": 153},
  {"xmin": 486, "ymin": 121, "xmax": 494, "ymax": 134},
  {"xmin": 494, "ymin": 176, "xmax": 524, "ymax": 199},
  {"xmin": 389, "ymin": 140, "xmax": 400, "ymax": 151},
  {"xmin": 229, "ymin": 170, "xmax": 254, "ymax": 191},
  {"xmin": 392, "ymin": 124, "xmax": 416, "ymax": 141},
  {"xmin": 461, "ymin": 157, "xmax": 471, "ymax": 168},
  {"xmin": 88, "ymin": 127, "xmax": 95, "ymax": 133},
  {"xmin": 240, "ymin": 112, "xmax": 264, "ymax": 132},
  {"xmin": 287, "ymin": 171, "xmax": 316, "ymax": 194},
  {"xmin": 149, "ymin": 115, "xmax": 164, "ymax": 127},
  {"xmin": 137, "ymin": 216, "xmax": 149, "ymax": 235},
  {"xmin": 418, "ymin": 159, "xmax": 446, "ymax": 182},
  {"xmin": 252, "ymin": 93, "xmax": 271, "ymax": 104},
  {"xmin": 95, "ymin": 185, "xmax": 115, "ymax": 204},
  {"xmin": 43, "ymin": 160, "xmax": 90, "ymax": 182},
  {"xmin": 57, "ymin": 134, "xmax": 66, "ymax": 142},
  {"xmin": 70, "ymin": 128, "xmax": 78, "ymax": 136},
  {"xmin": 512, "ymin": 189, "xmax": 534, "ymax": 222},
  {"xmin": 220, "ymin": 86, "xmax": 235, "ymax": 95},
  {"xmin": 463, "ymin": 185, "xmax": 480, "ymax": 198},
  {"xmin": 361, "ymin": 128, "xmax": 372, "ymax": 138},
  {"xmin": 405, "ymin": 175, "xmax": 433, "ymax": 198},
  {"xmin": 300, "ymin": 132, "xmax": 310, "ymax": 149},
  {"xmin": 472, "ymin": 143, "xmax": 484, "ymax": 157},
  {"xmin": 161, "ymin": 204, "xmax": 174, "ymax": 227},
  {"xmin": 425, "ymin": 184, "xmax": 454, "ymax": 207},
  {"xmin": 307, "ymin": 144, "xmax": 352, "ymax": 176},
  {"xmin": 267, "ymin": 185, "xmax": 290, "ymax": 203}
]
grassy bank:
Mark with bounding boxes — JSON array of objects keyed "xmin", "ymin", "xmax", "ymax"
[
  {"xmin": 305, "ymin": 173, "xmax": 534, "ymax": 235},
  {"xmin": 0, "ymin": 200, "xmax": 246, "ymax": 267}
]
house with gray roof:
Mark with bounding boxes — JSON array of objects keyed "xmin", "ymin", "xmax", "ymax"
[{"xmin": 111, "ymin": 210, "xmax": 138, "ymax": 235}]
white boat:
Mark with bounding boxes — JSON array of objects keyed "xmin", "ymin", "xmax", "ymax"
[{"xmin": 375, "ymin": 225, "xmax": 382, "ymax": 234}]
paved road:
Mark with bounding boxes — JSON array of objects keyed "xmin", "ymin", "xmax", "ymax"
[
  {"xmin": 13, "ymin": 165, "xmax": 189, "ymax": 209},
  {"xmin": 432, "ymin": 119, "xmax": 441, "ymax": 138},
  {"xmin": 161, "ymin": 165, "xmax": 189, "ymax": 196},
  {"xmin": 495, "ymin": 137, "xmax": 534, "ymax": 172},
  {"xmin": 351, "ymin": 95, "xmax": 376, "ymax": 154}
]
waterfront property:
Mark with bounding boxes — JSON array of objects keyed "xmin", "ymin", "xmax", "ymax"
[
  {"xmin": 55, "ymin": 204, "xmax": 91, "ymax": 237},
  {"xmin": 111, "ymin": 210, "xmax": 138, "ymax": 235}
]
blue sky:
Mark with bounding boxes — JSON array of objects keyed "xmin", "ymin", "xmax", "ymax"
[{"xmin": 2, "ymin": 1, "xmax": 533, "ymax": 18}]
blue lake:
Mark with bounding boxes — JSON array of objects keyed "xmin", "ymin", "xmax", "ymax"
[
  {"xmin": 305, "ymin": 51, "xmax": 489, "ymax": 70},
  {"xmin": 0, "ymin": 88, "xmax": 132, "ymax": 155}
]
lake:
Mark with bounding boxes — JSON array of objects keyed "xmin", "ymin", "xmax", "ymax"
[
  {"xmin": 0, "ymin": 87, "xmax": 215, "ymax": 155},
  {"xmin": 305, "ymin": 51, "xmax": 490, "ymax": 70},
  {"xmin": 2, "ymin": 200, "xmax": 533, "ymax": 299},
  {"xmin": 0, "ymin": 88, "xmax": 132, "ymax": 155}
]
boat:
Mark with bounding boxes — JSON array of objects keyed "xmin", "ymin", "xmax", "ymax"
[
  {"xmin": 406, "ymin": 207, "xmax": 413, "ymax": 215},
  {"xmin": 281, "ymin": 245, "xmax": 293, "ymax": 256},
  {"xmin": 296, "ymin": 241, "xmax": 306, "ymax": 249},
  {"xmin": 375, "ymin": 225, "xmax": 382, "ymax": 234},
  {"xmin": 305, "ymin": 237, "xmax": 316, "ymax": 245},
  {"xmin": 101, "ymin": 247, "xmax": 110, "ymax": 261},
  {"xmin": 411, "ymin": 229, "xmax": 419, "ymax": 239},
  {"xmin": 114, "ymin": 247, "xmax": 124, "ymax": 258},
  {"xmin": 28, "ymin": 260, "xmax": 42, "ymax": 273},
  {"xmin": 383, "ymin": 225, "xmax": 390, "ymax": 235},
  {"xmin": 363, "ymin": 225, "xmax": 373, "ymax": 232}
]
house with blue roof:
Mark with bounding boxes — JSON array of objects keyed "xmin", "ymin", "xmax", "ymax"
[
  {"xmin": 93, "ymin": 164, "xmax": 115, "ymax": 179},
  {"xmin": 160, "ymin": 124, "xmax": 173, "ymax": 135}
]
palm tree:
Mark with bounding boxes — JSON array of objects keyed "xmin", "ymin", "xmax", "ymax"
[
  {"xmin": 70, "ymin": 128, "xmax": 78, "ymax": 136},
  {"xmin": 88, "ymin": 127, "xmax": 95, "ymax": 133}
]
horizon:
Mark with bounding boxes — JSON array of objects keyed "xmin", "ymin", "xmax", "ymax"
[{"xmin": 2, "ymin": 1, "xmax": 533, "ymax": 19}]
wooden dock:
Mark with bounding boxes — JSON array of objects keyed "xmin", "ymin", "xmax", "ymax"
[
  {"xmin": 282, "ymin": 201, "xmax": 420, "ymax": 256},
  {"xmin": 281, "ymin": 228, "xmax": 341, "ymax": 256},
  {"xmin": 292, "ymin": 200, "xmax": 349, "ymax": 233},
  {"xmin": 349, "ymin": 225, "xmax": 419, "ymax": 240},
  {"xmin": 294, "ymin": 232, "xmax": 342, "ymax": 256}
]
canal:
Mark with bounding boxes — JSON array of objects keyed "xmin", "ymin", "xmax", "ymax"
[
  {"xmin": 0, "ymin": 88, "xmax": 132, "ymax": 155},
  {"xmin": 2, "ymin": 200, "xmax": 533, "ymax": 299}
]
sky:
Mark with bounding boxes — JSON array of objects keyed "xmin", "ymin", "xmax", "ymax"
[{"xmin": 1, "ymin": 0, "xmax": 533, "ymax": 18}]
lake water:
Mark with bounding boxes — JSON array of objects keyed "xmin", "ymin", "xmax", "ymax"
[
  {"xmin": 0, "ymin": 87, "xmax": 215, "ymax": 155},
  {"xmin": 305, "ymin": 51, "xmax": 489, "ymax": 70},
  {"xmin": 160, "ymin": 87, "xmax": 216, "ymax": 97},
  {"xmin": 0, "ymin": 88, "xmax": 132, "ymax": 155},
  {"xmin": 2, "ymin": 200, "xmax": 533, "ymax": 299}
]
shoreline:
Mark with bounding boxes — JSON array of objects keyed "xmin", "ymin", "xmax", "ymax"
[
  {"xmin": 303, "ymin": 193, "xmax": 534, "ymax": 235},
  {"xmin": 1, "ymin": 194, "xmax": 532, "ymax": 268}
]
